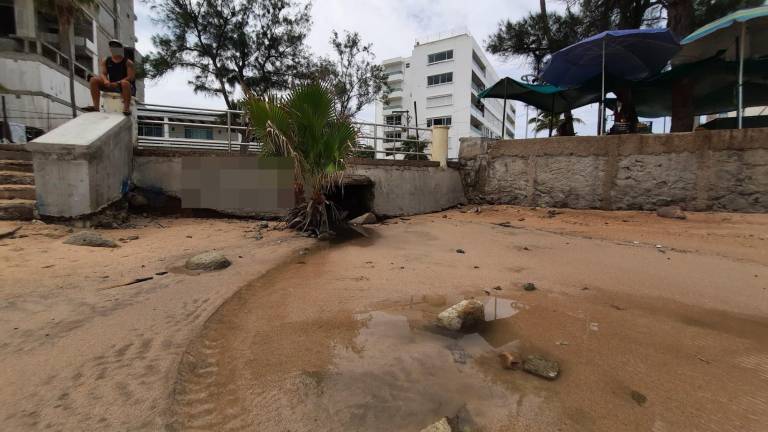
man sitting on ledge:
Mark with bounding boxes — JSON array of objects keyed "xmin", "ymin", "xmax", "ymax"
[{"xmin": 82, "ymin": 39, "xmax": 135, "ymax": 116}]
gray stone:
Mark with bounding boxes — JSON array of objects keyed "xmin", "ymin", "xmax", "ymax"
[
  {"xmin": 420, "ymin": 417, "xmax": 452, "ymax": 432},
  {"xmin": 258, "ymin": 221, "xmax": 269, "ymax": 229},
  {"xmin": 63, "ymin": 231, "xmax": 118, "ymax": 248},
  {"xmin": 128, "ymin": 192, "xmax": 149, "ymax": 208},
  {"xmin": 630, "ymin": 390, "xmax": 647, "ymax": 406},
  {"xmin": 349, "ymin": 212, "xmax": 377, "ymax": 225},
  {"xmin": 184, "ymin": 251, "xmax": 231, "ymax": 271},
  {"xmin": 522, "ymin": 355, "xmax": 560, "ymax": 380},
  {"xmin": 656, "ymin": 206, "xmax": 686, "ymax": 219},
  {"xmin": 523, "ymin": 282, "xmax": 537, "ymax": 291},
  {"xmin": 437, "ymin": 299, "xmax": 484, "ymax": 331}
]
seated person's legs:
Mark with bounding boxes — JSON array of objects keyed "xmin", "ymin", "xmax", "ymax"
[
  {"xmin": 84, "ymin": 76, "xmax": 111, "ymax": 112},
  {"xmin": 119, "ymin": 80, "xmax": 132, "ymax": 114}
]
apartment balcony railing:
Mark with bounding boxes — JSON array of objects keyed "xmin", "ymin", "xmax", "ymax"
[{"xmin": 3, "ymin": 35, "xmax": 93, "ymax": 81}]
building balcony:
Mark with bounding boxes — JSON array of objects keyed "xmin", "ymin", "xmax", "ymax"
[
  {"xmin": 388, "ymin": 88, "xmax": 403, "ymax": 99},
  {"xmin": 386, "ymin": 71, "xmax": 403, "ymax": 83}
]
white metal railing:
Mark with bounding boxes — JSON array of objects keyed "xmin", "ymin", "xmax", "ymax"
[{"xmin": 136, "ymin": 103, "xmax": 432, "ymax": 159}]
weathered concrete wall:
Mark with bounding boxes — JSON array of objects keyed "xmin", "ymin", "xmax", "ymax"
[
  {"xmin": 134, "ymin": 154, "xmax": 467, "ymax": 217},
  {"xmin": 348, "ymin": 159, "xmax": 466, "ymax": 216},
  {"xmin": 459, "ymin": 128, "xmax": 768, "ymax": 212},
  {"xmin": 26, "ymin": 112, "xmax": 133, "ymax": 217}
]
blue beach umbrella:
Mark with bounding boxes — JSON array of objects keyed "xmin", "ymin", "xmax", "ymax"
[
  {"xmin": 541, "ymin": 29, "xmax": 681, "ymax": 134},
  {"xmin": 677, "ymin": 6, "xmax": 768, "ymax": 129}
]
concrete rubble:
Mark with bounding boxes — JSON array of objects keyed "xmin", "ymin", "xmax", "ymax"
[{"xmin": 437, "ymin": 299, "xmax": 484, "ymax": 331}]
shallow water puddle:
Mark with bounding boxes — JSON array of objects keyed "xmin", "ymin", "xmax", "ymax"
[{"xmin": 295, "ymin": 309, "xmax": 540, "ymax": 431}]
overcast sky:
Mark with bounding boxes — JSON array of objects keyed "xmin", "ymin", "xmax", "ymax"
[{"xmin": 134, "ymin": 0, "xmax": 667, "ymax": 138}]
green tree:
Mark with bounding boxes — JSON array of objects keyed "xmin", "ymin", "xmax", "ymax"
[
  {"xmin": 36, "ymin": 0, "xmax": 95, "ymax": 117},
  {"xmin": 246, "ymin": 82, "xmax": 356, "ymax": 234},
  {"xmin": 144, "ymin": 0, "xmax": 312, "ymax": 109},
  {"xmin": 528, "ymin": 111, "xmax": 584, "ymax": 135},
  {"xmin": 313, "ymin": 31, "xmax": 390, "ymax": 118}
]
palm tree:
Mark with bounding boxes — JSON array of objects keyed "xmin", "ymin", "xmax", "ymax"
[
  {"xmin": 37, "ymin": 0, "xmax": 95, "ymax": 118},
  {"xmin": 528, "ymin": 111, "xmax": 584, "ymax": 135},
  {"xmin": 246, "ymin": 82, "xmax": 357, "ymax": 235}
]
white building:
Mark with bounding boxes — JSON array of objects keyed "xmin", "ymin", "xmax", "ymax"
[
  {"xmin": 0, "ymin": 0, "xmax": 142, "ymax": 137},
  {"xmin": 374, "ymin": 28, "xmax": 515, "ymax": 159}
]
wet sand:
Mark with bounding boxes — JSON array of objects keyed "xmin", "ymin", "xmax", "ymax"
[
  {"xmin": 1, "ymin": 207, "xmax": 767, "ymax": 431},
  {"xmin": 170, "ymin": 207, "xmax": 768, "ymax": 432},
  {"xmin": 0, "ymin": 218, "xmax": 311, "ymax": 430}
]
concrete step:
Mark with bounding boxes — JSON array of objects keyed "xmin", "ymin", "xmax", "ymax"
[
  {"xmin": 0, "ymin": 185, "xmax": 36, "ymax": 200},
  {"xmin": 0, "ymin": 170, "xmax": 34, "ymax": 185},
  {"xmin": 0, "ymin": 145, "xmax": 33, "ymax": 161},
  {"xmin": 0, "ymin": 159, "xmax": 33, "ymax": 173},
  {"xmin": 0, "ymin": 199, "xmax": 35, "ymax": 220}
]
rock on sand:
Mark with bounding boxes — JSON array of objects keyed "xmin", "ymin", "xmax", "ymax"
[
  {"xmin": 420, "ymin": 417, "xmax": 452, "ymax": 432},
  {"xmin": 349, "ymin": 212, "xmax": 377, "ymax": 225},
  {"xmin": 523, "ymin": 355, "xmax": 560, "ymax": 380},
  {"xmin": 656, "ymin": 206, "xmax": 686, "ymax": 219},
  {"xmin": 437, "ymin": 299, "xmax": 484, "ymax": 331},
  {"xmin": 185, "ymin": 251, "xmax": 231, "ymax": 271},
  {"xmin": 63, "ymin": 231, "xmax": 118, "ymax": 248}
]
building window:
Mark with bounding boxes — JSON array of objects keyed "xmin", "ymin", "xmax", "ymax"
[
  {"xmin": 185, "ymin": 127, "xmax": 213, "ymax": 140},
  {"xmin": 427, "ymin": 50, "xmax": 453, "ymax": 65},
  {"xmin": 384, "ymin": 131, "xmax": 402, "ymax": 143},
  {"xmin": 472, "ymin": 51, "xmax": 487, "ymax": 76},
  {"xmin": 426, "ymin": 116, "xmax": 452, "ymax": 127},
  {"xmin": 0, "ymin": 0, "xmax": 16, "ymax": 37},
  {"xmin": 138, "ymin": 124, "xmax": 163, "ymax": 137},
  {"xmin": 426, "ymin": 94, "xmax": 452, "ymax": 108},
  {"xmin": 405, "ymin": 63, "xmax": 410, "ymax": 68},
  {"xmin": 427, "ymin": 72, "xmax": 453, "ymax": 86},
  {"xmin": 384, "ymin": 114, "xmax": 402, "ymax": 126}
]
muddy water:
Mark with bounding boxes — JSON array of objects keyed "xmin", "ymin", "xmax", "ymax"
[{"xmin": 169, "ymin": 224, "xmax": 768, "ymax": 432}]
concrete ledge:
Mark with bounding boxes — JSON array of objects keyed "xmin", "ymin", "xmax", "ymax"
[
  {"xmin": 27, "ymin": 112, "xmax": 133, "ymax": 217},
  {"xmin": 348, "ymin": 158, "xmax": 440, "ymax": 167},
  {"xmin": 26, "ymin": 112, "xmax": 130, "ymax": 156}
]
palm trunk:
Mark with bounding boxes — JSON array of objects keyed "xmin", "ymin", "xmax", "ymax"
[{"xmin": 668, "ymin": 0, "xmax": 695, "ymax": 132}]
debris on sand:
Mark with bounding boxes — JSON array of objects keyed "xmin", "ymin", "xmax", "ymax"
[
  {"xmin": 546, "ymin": 209, "xmax": 560, "ymax": 218},
  {"xmin": 0, "ymin": 226, "xmax": 21, "ymax": 239},
  {"xmin": 656, "ymin": 206, "xmax": 686, "ymax": 219},
  {"xmin": 496, "ymin": 221, "xmax": 512, "ymax": 227},
  {"xmin": 258, "ymin": 221, "xmax": 270, "ymax": 229},
  {"xmin": 455, "ymin": 248, "xmax": 465, "ymax": 254},
  {"xmin": 522, "ymin": 355, "xmax": 560, "ymax": 380},
  {"xmin": 499, "ymin": 352, "xmax": 521, "ymax": 370},
  {"xmin": 437, "ymin": 299, "xmax": 484, "ymax": 331},
  {"xmin": 523, "ymin": 282, "xmax": 537, "ymax": 291},
  {"xmin": 349, "ymin": 212, "xmax": 377, "ymax": 225},
  {"xmin": 184, "ymin": 251, "xmax": 231, "ymax": 271},
  {"xmin": 630, "ymin": 390, "xmax": 648, "ymax": 406},
  {"xmin": 317, "ymin": 231, "xmax": 335, "ymax": 241},
  {"xmin": 63, "ymin": 231, "xmax": 118, "ymax": 248},
  {"xmin": 420, "ymin": 417, "xmax": 452, "ymax": 432}
]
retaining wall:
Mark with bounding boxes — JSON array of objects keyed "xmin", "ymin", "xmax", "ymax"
[
  {"xmin": 133, "ymin": 152, "xmax": 466, "ymax": 217},
  {"xmin": 459, "ymin": 128, "xmax": 768, "ymax": 212}
]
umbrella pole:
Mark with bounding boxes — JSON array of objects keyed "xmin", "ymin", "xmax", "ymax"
[
  {"xmin": 738, "ymin": 22, "xmax": 745, "ymax": 130},
  {"xmin": 600, "ymin": 38, "xmax": 606, "ymax": 136},
  {"xmin": 548, "ymin": 95, "xmax": 554, "ymax": 137},
  {"xmin": 501, "ymin": 79, "xmax": 508, "ymax": 139}
]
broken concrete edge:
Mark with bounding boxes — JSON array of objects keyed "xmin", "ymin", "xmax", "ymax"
[{"xmin": 26, "ymin": 113, "xmax": 132, "ymax": 157}]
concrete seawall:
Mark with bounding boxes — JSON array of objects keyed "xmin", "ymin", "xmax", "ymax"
[{"xmin": 458, "ymin": 128, "xmax": 768, "ymax": 212}]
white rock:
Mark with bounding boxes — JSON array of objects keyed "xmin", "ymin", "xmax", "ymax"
[
  {"xmin": 420, "ymin": 417, "xmax": 452, "ymax": 432},
  {"xmin": 185, "ymin": 251, "xmax": 231, "ymax": 271},
  {"xmin": 349, "ymin": 212, "xmax": 377, "ymax": 225},
  {"xmin": 437, "ymin": 299, "xmax": 484, "ymax": 331}
]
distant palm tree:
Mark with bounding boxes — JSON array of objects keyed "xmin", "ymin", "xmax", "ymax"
[
  {"xmin": 246, "ymin": 82, "xmax": 357, "ymax": 235},
  {"xmin": 37, "ymin": 0, "xmax": 95, "ymax": 117},
  {"xmin": 528, "ymin": 111, "xmax": 584, "ymax": 135}
]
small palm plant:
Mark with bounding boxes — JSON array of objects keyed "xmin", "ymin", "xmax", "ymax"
[{"xmin": 246, "ymin": 82, "xmax": 357, "ymax": 235}]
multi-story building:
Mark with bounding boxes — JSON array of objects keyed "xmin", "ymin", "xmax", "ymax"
[
  {"xmin": 0, "ymin": 0, "xmax": 142, "ymax": 137},
  {"xmin": 374, "ymin": 28, "xmax": 515, "ymax": 159}
]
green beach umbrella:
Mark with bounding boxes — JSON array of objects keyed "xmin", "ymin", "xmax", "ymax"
[{"xmin": 677, "ymin": 6, "xmax": 768, "ymax": 128}]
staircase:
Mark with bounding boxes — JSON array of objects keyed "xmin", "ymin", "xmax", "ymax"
[{"xmin": 0, "ymin": 145, "xmax": 36, "ymax": 220}]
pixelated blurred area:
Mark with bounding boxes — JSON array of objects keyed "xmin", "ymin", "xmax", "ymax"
[{"xmin": 180, "ymin": 157, "xmax": 294, "ymax": 211}]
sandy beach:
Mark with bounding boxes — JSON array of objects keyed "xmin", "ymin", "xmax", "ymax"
[{"xmin": 1, "ymin": 206, "xmax": 767, "ymax": 431}]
